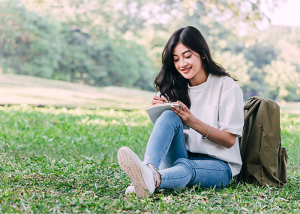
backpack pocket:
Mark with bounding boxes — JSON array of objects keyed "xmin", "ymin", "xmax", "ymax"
[
  {"xmin": 279, "ymin": 147, "xmax": 287, "ymax": 183},
  {"xmin": 260, "ymin": 146, "xmax": 279, "ymax": 176}
]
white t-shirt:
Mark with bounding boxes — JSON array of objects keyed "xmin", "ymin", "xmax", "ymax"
[{"xmin": 184, "ymin": 73, "xmax": 244, "ymax": 177}]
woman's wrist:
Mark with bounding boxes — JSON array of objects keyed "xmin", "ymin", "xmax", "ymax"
[
  {"xmin": 191, "ymin": 118, "xmax": 209, "ymax": 136},
  {"xmin": 193, "ymin": 119, "xmax": 235, "ymax": 148},
  {"xmin": 202, "ymin": 124, "xmax": 210, "ymax": 140}
]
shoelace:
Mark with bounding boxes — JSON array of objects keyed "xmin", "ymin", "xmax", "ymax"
[{"xmin": 143, "ymin": 156, "xmax": 158, "ymax": 188}]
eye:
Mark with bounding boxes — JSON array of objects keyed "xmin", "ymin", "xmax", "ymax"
[
  {"xmin": 174, "ymin": 59, "xmax": 179, "ymax": 62},
  {"xmin": 185, "ymin": 55, "xmax": 192, "ymax": 59}
]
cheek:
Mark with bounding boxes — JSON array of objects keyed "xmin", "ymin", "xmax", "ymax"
[{"xmin": 190, "ymin": 58, "xmax": 201, "ymax": 68}]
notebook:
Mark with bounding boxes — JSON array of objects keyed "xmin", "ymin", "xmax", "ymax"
[{"xmin": 145, "ymin": 102, "xmax": 190, "ymax": 129}]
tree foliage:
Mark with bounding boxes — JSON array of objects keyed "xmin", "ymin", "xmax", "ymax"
[
  {"xmin": 0, "ymin": 0, "xmax": 299, "ymax": 101},
  {"xmin": 0, "ymin": 0, "xmax": 155, "ymax": 90},
  {"xmin": 264, "ymin": 60, "xmax": 300, "ymax": 101},
  {"xmin": 0, "ymin": 1, "xmax": 61, "ymax": 77}
]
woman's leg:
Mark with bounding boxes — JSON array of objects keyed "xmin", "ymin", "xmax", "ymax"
[
  {"xmin": 158, "ymin": 157, "xmax": 232, "ymax": 190},
  {"xmin": 144, "ymin": 110, "xmax": 188, "ymax": 170},
  {"xmin": 119, "ymin": 110, "xmax": 188, "ymax": 196}
]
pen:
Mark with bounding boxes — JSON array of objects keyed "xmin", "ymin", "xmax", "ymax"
[{"xmin": 160, "ymin": 96, "xmax": 167, "ymax": 103}]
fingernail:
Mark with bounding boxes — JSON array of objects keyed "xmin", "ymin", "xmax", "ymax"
[{"xmin": 171, "ymin": 105, "xmax": 174, "ymax": 108}]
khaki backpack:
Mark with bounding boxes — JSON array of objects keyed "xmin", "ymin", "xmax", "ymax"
[{"xmin": 238, "ymin": 96, "xmax": 287, "ymax": 187}]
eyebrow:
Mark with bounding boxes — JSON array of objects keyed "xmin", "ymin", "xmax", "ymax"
[{"xmin": 173, "ymin": 50, "xmax": 191, "ymax": 56}]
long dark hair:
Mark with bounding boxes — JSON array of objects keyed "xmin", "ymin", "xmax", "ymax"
[{"xmin": 154, "ymin": 26, "xmax": 231, "ymax": 109}]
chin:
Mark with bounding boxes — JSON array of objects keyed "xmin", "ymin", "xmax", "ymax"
[{"xmin": 181, "ymin": 72, "xmax": 194, "ymax": 80}]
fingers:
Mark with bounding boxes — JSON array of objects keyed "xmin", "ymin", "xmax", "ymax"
[
  {"xmin": 153, "ymin": 95, "xmax": 161, "ymax": 100},
  {"xmin": 152, "ymin": 95, "xmax": 168, "ymax": 105},
  {"xmin": 152, "ymin": 100, "xmax": 164, "ymax": 105},
  {"xmin": 161, "ymin": 96, "xmax": 168, "ymax": 103},
  {"xmin": 177, "ymin": 101, "xmax": 189, "ymax": 112},
  {"xmin": 171, "ymin": 105, "xmax": 184, "ymax": 116},
  {"xmin": 152, "ymin": 95, "xmax": 164, "ymax": 105},
  {"xmin": 171, "ymin": 101, "xmax": 190, "ymax": 118}
]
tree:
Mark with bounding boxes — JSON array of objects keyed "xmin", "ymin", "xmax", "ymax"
[
  {"xmin": 264, "ymin": 60, "xmax": 300, "ymax": 102},
  {"xmin": 0, "ymin": 1, "xmax": 61, "ymax": 78},
  {"xmin": 213, "ymin": 51, "xmax": 250, "ymax": 87},
  {"xmin": 2, "ymin": 0, "xmax": 300, "ymax": 101},
  {"xmin": 0, "ymin": 1, "xmax": 155, "ymax": 90}
]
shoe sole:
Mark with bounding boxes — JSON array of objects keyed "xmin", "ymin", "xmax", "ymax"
[{"xmin": 118, "ymin": 148, "xmax": 149, "ymax": 197}]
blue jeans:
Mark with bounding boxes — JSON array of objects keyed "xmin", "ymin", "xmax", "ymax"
[{"xmin": 144, "ymin": 110, "xmax": 232, "ymax": 190}]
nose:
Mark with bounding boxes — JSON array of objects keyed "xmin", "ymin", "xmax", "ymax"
[{"xmin": 179, "ymin": 58, "xmax": 187, "ymax": 68}]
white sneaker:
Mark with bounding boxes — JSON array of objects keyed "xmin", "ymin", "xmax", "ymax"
[
  {"xmin": 125, "ymin": 183, "xmax": 135, "ymax": 195},
  {"xmin": 118, "ymin": 147, "xmax": 157, "ymax": 197}
]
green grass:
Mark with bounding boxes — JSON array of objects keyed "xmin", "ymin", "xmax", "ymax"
[{"xmin": 0, "ymin": 105, "xmax": 299, "ymax": 213}]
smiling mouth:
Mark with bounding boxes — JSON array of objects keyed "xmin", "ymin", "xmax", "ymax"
[{"xmin": 181, "ymin": 67, "xmax": 191, "ymax": 74}]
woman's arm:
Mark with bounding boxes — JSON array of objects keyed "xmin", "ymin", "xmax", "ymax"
[
  {"xmin": 171, "ymin": 101, "xmax": 236, "ymax": 149},
  {"xmin": 191, "ymin": 118, "xmax": 236, "ymax": 149}
]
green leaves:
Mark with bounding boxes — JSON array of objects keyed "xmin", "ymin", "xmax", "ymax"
[
  {"xmin": 1, "ymin": 0, "xmax": 300, "ymax": 101},
  {"xmin": 213, "ymin": 51, "xmax": 251, "ymax": 87},
  {"xmin": 0, "ymin": 1, "xmax": 155, "ymax": 90},
  {"xmin": 264, "ymin": 60, "xmax": 300, "ymax": 102}
]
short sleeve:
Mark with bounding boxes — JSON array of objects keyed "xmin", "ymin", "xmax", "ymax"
[{"xmin": 218, "ymin": 82, "xmax": 244, "ymax": 137}]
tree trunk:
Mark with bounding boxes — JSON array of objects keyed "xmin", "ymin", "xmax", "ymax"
[{"xmin": 70, "ymin": 67, "xmax": 75, "ymax": 83}]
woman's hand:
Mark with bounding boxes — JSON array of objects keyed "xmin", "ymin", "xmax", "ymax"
[
  {"xmin": 172, "ymin": 101, "xmax": 236, "ymax": 148},
  {"xmin": 171, "ymin": 101, "xmax": 197, "ymax": 128},
  {"xmin": 151, "ymin": 95, "xmax": 168, "ymax": 105}
]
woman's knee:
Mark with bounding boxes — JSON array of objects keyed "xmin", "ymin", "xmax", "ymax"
[
  {"xmin": 160, "ymin": 110, "xmax": 178, "ymax": 118},
  {"xmin": 173, "ymin": 158, "xmax": 194, "ymax": 171},
  {"xmin": 157, "ymin": 110, "xmax": 182, "ymax": 126}
]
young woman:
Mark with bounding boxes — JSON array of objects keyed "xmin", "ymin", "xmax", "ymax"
[{"xmin": 117, "ymin": 26, "xmax": 244, "ymax": 197}]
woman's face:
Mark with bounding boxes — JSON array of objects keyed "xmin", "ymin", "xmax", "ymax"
[{"xmin": 173, "ymin": 43, "xmax": 205, "ymax": 84}]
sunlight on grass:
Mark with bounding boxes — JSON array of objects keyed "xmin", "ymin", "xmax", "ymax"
[
  {"xmin": 0, "ymin": 106, "xmax": 299, "ymax": 212},
  {"xmin": 0, "ymin": 74, "xmax": 155, "ymax": 110}
]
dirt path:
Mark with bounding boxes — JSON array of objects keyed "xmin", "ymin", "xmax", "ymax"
[{"xmin": 0, "ymin": 74, "xmax": 155, "ymax": 110}]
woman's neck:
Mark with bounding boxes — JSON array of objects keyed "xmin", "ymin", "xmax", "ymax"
[{"xmin": 189, "ymin": 70, "xmax": 208, "ymax": 87}]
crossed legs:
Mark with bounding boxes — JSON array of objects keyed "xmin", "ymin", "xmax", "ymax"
[{"xmin": 118, "ymin": 110, "xmax": 232, "ymax": 196}]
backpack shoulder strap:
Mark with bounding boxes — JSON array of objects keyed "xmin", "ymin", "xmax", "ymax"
[
  {"xmin": 243, "ymin": 96, "xmax": 262, "ymax": 124},
  {"xmin": 240, "ymin": 96, "xmax": 262, "ymax": 158}
]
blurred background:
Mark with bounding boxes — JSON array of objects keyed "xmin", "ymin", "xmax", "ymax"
[{"xmin": 0, "ymin": 0, "xmax": 299, "ymax": 112}]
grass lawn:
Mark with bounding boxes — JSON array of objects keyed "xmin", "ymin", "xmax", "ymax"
[{"xmin": 0, "ymin": 106, "xmax": 299, "ymax": 213}]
